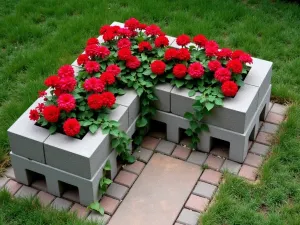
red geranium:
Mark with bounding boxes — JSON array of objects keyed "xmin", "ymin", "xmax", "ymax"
[
  {"xmin": 154, "ymin": 36, "xmax": 169, "ymax": 48},
  {"xmin": 45, "ymin": 75, "xmax": 59, "ymax": 87},
  {"xmin": 54, "ymin": 88, "xmax": 64, "ymax": 97},
  {"xmin": 43, "ymin": 105, "xmax": 60, "ymax": 123},
  {"xmin": 164, "ymin": 48, "xmax": 178, "ymax": 61},
  {"xmin": 117, "ymin": 28, "xmax": 132, "ymax": 37},
  {"xmin": 145, "ymin": 24, "xmax": 162, "ymax": 36},
  {"xmin": 85, "ymin": 44, "xmax": 100, "ymax": 58},
  {"xmin": 193, "ymin": 34, "xmax": 207, "ymax": 47},
  {"xmin": 232, "ymin": 50, "xmax": 244, "ymax": 59},
  {"xmin": 138, "ymin": 23, "xmax": 147, "ymax": 29},
  {"xmin": 57, "ymin": 94, "xmax": 76, "ymax": 112},
  {"xmin": 58, "ymin": 65, "xmax": 74, "ymax": 78},
  {"xmin": 103, "ymin": 31, "xmax": 116, "ymax": 42},
  {"xmin": 83, "ymin": 77, "xmax": 105, "ymax": 92},
  {"xmin": 38, "ymin": 90, "xmax": 47, "ymax": 98},
  {"xmin": 106, "ymin": 64, "xmax": 121, "ymax": 76},
  {"xmin": 176, "ymin": 48, "xmax": 190, "ymax": 61},
  {"xmin": 118, "ymin": 48, "xmax": 132, "ymax": 60},
  {"xmin": 138, "ymin": 41, "xmax": 152, "ymax": 52},
  {"xmin": 99, "ymin": 25, "xmax": 110, "ymax": 35},
  {"xmin": 126, "ymin": 56, "xmax": 141, "ymax": 69},
  {"xmin": 239, "ymin": 53, "xmax": 253, "ymax": 64},
  {"xmin": 117, "ymin": 38, "xmax": 131, "ymax": 49},
  {"xmin": 77, "ymin": 54, "xmax": 89, "ymax": 66},
  {"xmin": 86, "ymin": 37, "xmax": 99, "ymax": 46},
  {"xmin": 221, "ymin": 81, "xmax": 238, "ymax": 97},
  {"xmin": 101, "ymin": 92, "xmax": 116, "ymax": 108},
  {"xmin": 96, "ymin": 46, "xmax": 110, "ymax": 59},
  {"xmin": 29, "ymin": 109, "xmax": 39, "ymax": 121},
  {"xmin": 151, "ymin": 60, "xmax": 166, "ymax": 75},
  {"xmin": 124, "ymin": 18, "xmax": 140, "ymax": 30},
  {"xmin": 205, "ymin": 40, "xmax": 219, "ymax": 49},
  {"xmin": 188, "ymin": 62, "xmax": 204, "ymax": 79},
  {"xmin": 87, "ymin": 94, "xmax": 104, "ymax": 110},
  {"xmin": 214, "ymin": 68, "xmax": 231, "ymax": 83},
  {"xmin": 208, "ymin": 60, "xmax": 222, "ymax": 72},
  {"xmin": 217, "ymin": 48, "xmax": 232, "ymax": 59},
  {"xmin": 84, "ymin": 61, "xmax": 100, "ymax": 74},
  {"xmin": 57, "ymin": 76, "xmax": 76, "ymax": 92},
  {"xmin": 173, "ymin": 64, "xmax": 187, "ymax": 79},
  {"xmin": 176, "ymin": 34, "xmax": 190, "ymax": 46},
  {"xmin": 100, "ymin": 72, "xmax": 116, "ymax": 85},
  {"xmin": 226, "ymin": 59, "xmax": 243, "ymax": 74},
  {"xmin": 36, "ymin": 103, "xmax": 45, "ymax": 112},
  {"xmin": 205, "ymin": 47, "xmax": 218, "ymax": 57},
  {"xmin": 63, "ymin": 118, "xmax": 81, "ymax": 137}
]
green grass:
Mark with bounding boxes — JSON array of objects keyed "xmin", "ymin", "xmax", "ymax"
[
  {"xmin": 1, "ymin": 0, "xmax": 300, "ymax": 224},
  {"xmin": 0, "ymin": 190, "xmax": 97, "ymax": 225}
]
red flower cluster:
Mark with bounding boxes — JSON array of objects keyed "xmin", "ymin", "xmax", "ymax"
[
  {"xmin": 77, "ymin": 54, "xmax": 89, "ymax": 66},
  {"xmin": 173, "ymin": 64, "xmax": 187, "ymax": 79},
  {"xmin": 208, "ymin": 60, "xmax": 222, "ymax": 72},
  {"xmin": 151, "ymin": 60, "xmax": 166, "ymax": 75},
  {"xmin": 176, "ymin": 48, "xmax": 190, "ymax": 61},
  {"xmin": 221, "ymin": 81, "xmax": 238, "ymax": 97},
  {"xmin": 226, "ymin": 59, "xmax": 243, "ymax": 74},
  {"xmin": 58, "ymin": 65, "xmax": 74, "ymax": 78},
  {"xmin": 164, "ymin": 48, "xmax": 178, "ymax": 61},
  {"xmin": 118, "ymin": 48, "xmax": 132, "ymax": 60},
  {"xmin": 63, "ymin": 118, "xmax": 81, "ymax": 137},
  {"xmin": 84, "ymin": 61, "xmax": 100, "ymax": 74},
  {"xmin": 193, "ymin": 34, "xmax": 207, "ymax": 47},
  {"xmin": 100, "ymin": 72, "xmax": 116, "ymax": 85},
  {"xmin": 57, "ymin": 76, "xmax": 77, "ymax": 92},
  {"xmin": 214, "ymin": 68, "xmax": 231, "ymax": 83},
  {"xmin": 126, "ymin": 56, "xmax": 141, "ymax": 69},
  {"xmin": 29, "ymin": 109, "xmax": 39, "ymax": 121},
  {"xmin": 43, "ymin": 105, "xmax": 60, "ymax": 123},
  {"xmin": 106, "ymin": 64, "xmax": 121, "ymax": 76},
  {"xmin": 86, "ymin": 37, "xmax": 99, "ymax": 46},
  {"xmin": 87, "ymin": 92, "xmax": 116, "ymax": 110},
  {"xmin": 44, "ymin": 75, "xmax": 59, "ymax": 87},
  {"xmin": 83, "ymin": 77, "xmax": 105, "ymax": 92},
  {"xmin": 97, "ymin": 46, "xmax": 110, "ymax": 59},
  {"xmin": 154, "ymin": 36, "xmax": 169, "ymax": 48},
  {"xmin": 188, "ymin": 62, "xmax": 204, "ymax": 79},
  {"xmin": 145, "ymin": 24, "xmax": 162, "ymax": 36},
  {"xmin": 138, "ymin": 41, "xmax": 152, "ymax": 52},
  {"xmin": 124, "ymin": 18, "xmax": 140, "ymax": 30},
  {"xmin": 205, "ymin": 40, "xmax": 219, "ymax": 57},
  {"xmin": 117, "ymin": 38, "xmax": 131, "ymax": 49},
  {"xmin": 217, "ymin": 48, "xmax": 232, "ymax": 59},
  {"xmin": 176, "ymin": 34, "xmax": 190, "ymax": 46},
  {"xmin": 57, "ymin": 94, "xmax": 76, "ymax": 112}
]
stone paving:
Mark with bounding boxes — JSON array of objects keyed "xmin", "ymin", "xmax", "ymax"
[{"xmin": 0, "ymin": 102, "xmax": 287, "ymax": 225}]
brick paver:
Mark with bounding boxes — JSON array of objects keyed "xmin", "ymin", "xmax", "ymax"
[
  {"xmin": 123, "ymin": 161, "xmax": 145, "ymax": 175},
  {"xmin": 4, "ymin": 167, "xmax": 15, "ymax": 179},
  {"xmin": 271, "ymin": 103, "xmax": 287, "ymax": 115},
  {"xmin": 187, "ymin": 151, "xmax": 207, "ymax": 166},
  {"xmin": 15, "ymin": 185, "xmax": 38, "ymax": 198},
  {"xmin": 261, "ymin": 122, "xmax": 279, "ymax": 134},
  {"xmin": 133, "ymin": 148, "xmax": 153, "ymax": 163},
  {"xmin": 266, "ymin": 112, "xmax": 285, "ymax": 125},
  {"xmin": 36, "ymin": 191, "xmax": 55, "ymax": 206},
  {"xmin": 172, "ymin": 145, "xmax": 191, "ymax": 160},
  {"xmin": 200, "ymin": 169, "xmax": 222, "ymax": 186},
  {"xmin": 248, "ymin": 141, "xmax": 253, "ymax": 150},
  {"xmin": 114, "ymin": 170, "xmax": 137, "ymax": 188},
  {"xmin": 193, "ymin": 181, "xmax": 217, "ymax": 199},
  {"xmin": 5, "ymin": 180, "xmax": 22, "ymax": 195},
  {"xmin": 244, "ymin": 153, "xmax": 263, "ymax": 168},
  {"xmin": 31, "ymin": 179, "xmax": 47, "ymax": 192},
  {"xmin": 238, "ymin": 165, "xmax": 258, "ymax": 181},
  {"xmin": 204, "ymin": 154, "xmax": 224, "ymax": 171},
  {"xmin": 70, "ymin": 203, "xmax": 90, "ymax": 219},
  {"xmin": 62, "ymin": 189, "xmax": 80, "ymax": 203},
  {"xmin": 185, "ymin": 194, "xmax": 209, "ymax": 212},
  {"xmin": 210, "ymin": 147, "xmax": 229, "ymax": 158},
  {"xmin": 221, "ymin": 159, "xmax": 241, "ymax": 175},
  {"xmin": 250, "ymin": 142, "xmax": 269, "ymax": 156},
  {"xmin": 0, "ymin": 177, "xmax": 10, "ymax": 189},
  {"xmin": 51, "ymin": 197, "xmax": 73, "ymax": 211},
  {"xmin": 256, "ymin": 132, "xmax": 272, "ymax": 146},
  {"xmin": 87, "ymin": 212, "xmax": 111, "ymax": 224},
  {"xmin": 100, "ymin": 196, "xmax": 119, "ymax": 215},
  {"xmin": 177, "ymin": 208, "xmax": 200, "ymax": 225},
  {"xmin": 155, "ymin": 140, "xmax": 176, "ymax": 155},
  {"xmin": 106, "ymin": 182, "xmax": 128, "ymax": 200},
  {"xmin": 141, "ymin": 136, "xmax": 160, "ymax": 150}
]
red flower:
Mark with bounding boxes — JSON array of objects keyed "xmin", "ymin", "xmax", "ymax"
[
  {"xmin": 103, "ymin": 31, "xmax": 115, "ymax": 42},
  {"xmin": 176, "ymin": 48, "xmax": 190, "ymax": 61},
  {"xmin": 214, "ymin": 68, "xmax": 231, "ymax": 83},
  {"xmin": 205, "ymin": 47, "xmax": 218, "ymax": 57},
  {"xmin": 96, "ymin": 46, "xmax": 110, "ymax": 59},
  {"xmin": 36, "ymin": 103, "xmax": 45, "ymax": 112},
  {"xmin": 106, "ymin": 64, "xmax": 121, "ymax": 76},
  {"xmin": 29, "ymin": 109, "xmax": 39, "ymax": 121},
  {"xmin": 151, "ymin": 60, "xmax": 166, "ymax": 75},
  {"xmin": 83, "ymin": 77, "xmax": 104, "ymax": 92},
  {"xmin": 221, "ymin": 81, "xmax": 238, "ymax": 97},
  {"xmin": 124, "ymin": 18, "xmax": 140, "ymax": 30},
  {"xmin": 84, "ymin": 61, "xmax": 100, "ymax": 74},
  {"xmin": 117, "ymin": 38, "xmax": 131, "ymax": 49},
  {"xmin": 38, "ymin": 90, "xmax": 47, "ymax": 98},
  {"xmin": 226, "ymin": 59, "xmax": 243, "ymax": 74},
  {"xmin": 44, "ymin": 75, "xmax": 59, "ymax": 87},
  {"xmin": 164, "ymin": 48, "xmax": 178, "ymax": 61},
  {"xmin": 138, "ymin": 41, "xmax": 152, "ymax": 52},
  {"xmin": 145, "ymin": 24, "xmax": 162, "ymax": 36},
  {"xmin": 101, "ymin": 92, "xmax": 116, "ymax": 108},
  {"xmin": 188, "ymin": 62, "xmax": 204, "ymax": 79},
  {"xmin": 57, "ymin": 94, "xmax": 76, "ymax": 112},
  {"xmin": 100, "ymin": 72, "xmax": 116, "ymax": 85},
  {"xmin": 77, "ymin": 54, "xmax": 89, "ymax": 66},
  {"xmin": 193, "ymin": 34, "xmax": 207, "ymax": 47},
  {"xmin": 110, "ymin": 26, "xmax": 120, "ymax": 34},
  {"xmin": 173, "ymin": 64, "xmax": 187, "ymax": 79},
  {"xmin": 58, "ymin": 65, "xmax": 74, "ymax": 78},
  {"xmin": 217, "ymin": 48, "xmax": 232, "ymax": 59},
  {"xmin": 87, "ymin": 94, "xmax": 104, "ymax": 110},
  {"xmin": 43, "ymin": 105, "xmax": 60, "ymax": 123},
  {"xmin": 117, "ymin": 28, "xmax": 132, "ymax": 37},
  {"xmin": 154, "ymin": 36, "xmax": 169, "ymax": 48},
  {"xmin": 138, "ymin": 23, "xmax": 147, "ymax": 29},
  {"xmin": 239, "ymin": 53, "xmax": 253, "ymax": 64},
  {"xmin": 99, "ymin": 25, "xmax": 110, "ymax": 35},
  {"xmin": 232, "ymin": 50, "xmax": 244, "ymax": 59},
  {"xmin": 126, "ymin": 56, "xmax": 141, "ymax": 69},
  {"xmin": 63, "ymin": 118, "xmax": 81, "ymax": 137},
  {"xmin": 86, "ymin": 37, "xmax": 99, "ymax": 46},
  {"xmin": 208, "ymin": 60, "xmax": 222, "ymax": 72},
  {"xmin": 57, "ymin": 77, "xmax": 77, "ymax": 92},
  {"xmin": 85, "ymin": 44, "xmax": 100, "ymax": 58},
  {"xmin": 54, "ymin": 88, "xmax": 64, "ymax": 97},
  {"xmin": 176, "ymin": 34, "xmax": 190, "ymax": 46},
  {"xmin": 118, "ymin": 48, "xmax": 132, "ymax": 60},
  {"xmin": 205, "ymin": 40, "xmax": 219, "ymax": 49}
]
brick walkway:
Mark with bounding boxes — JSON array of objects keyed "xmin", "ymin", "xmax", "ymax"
[{"xmin": 0, "ymin": 102, "xmax": 287, "ymax": 225}]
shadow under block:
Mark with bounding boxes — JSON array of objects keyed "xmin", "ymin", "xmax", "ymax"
[
  {"xmin": 44, "ymin": 105, "xmax": 129, "ymax": 180},
  {"xmin": 10, "ymin": 150, "xmax": 118, "ymax": 206}
]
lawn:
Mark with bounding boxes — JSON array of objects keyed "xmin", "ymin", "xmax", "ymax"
[{"xmin": 0, "ymin": 0, "xmax": 300, "ymax": 224}]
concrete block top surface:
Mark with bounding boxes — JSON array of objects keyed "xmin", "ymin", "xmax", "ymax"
[
  {"xmin": 155, "ymin": 83, "xmax": 174, "ymax": 93},
  {"xmin": 116, "ymin": 89, "xmax": 139, "ymax": 107}
]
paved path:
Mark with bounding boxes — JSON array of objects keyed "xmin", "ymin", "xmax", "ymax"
[{"xmin": 108, "ymin": 153, "xmax": 201, "ymax": 225}]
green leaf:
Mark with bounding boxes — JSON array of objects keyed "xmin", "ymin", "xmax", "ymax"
[
  {"xmin": 89, "ymin": 124, "xmax": 98, "ymax": 134},
  {"xmin": 157, "ymin": 48, "xmax": 164, "ymax": 57},
  {"xmin": 88, "ymin": 202, "xmax": 104, "ymax": 216},
  {"xmin": 215, "ymin": 98, "xmax": 223, "ymax": 106},
  {"xmin": 103, "ymin": 178, "xmax": 112, "ymax": 185},
  {"xmin": 49, "ymin": 125, "xmax": 57, "ymax": 134},
  {"xmin": 175, "ymin": 79, "xmax": 185, "ymax": 88},
  {"xmin": 190, "ymin": 121, "xmax": 198, "ymax": 131},
  {"xmin": 82, "ymin": 121, "xmax": 93, "ymax": 126},
  {"xmin": 143, "ymin": 69, "xmax": 152, "ymax": 75},
  {"xmin": 104, "ymin": 160, "xmax": 111, "ymax": 171},
  {"xmin": 188, "ymin": 90, "xmax": 196, "ymax": 97},
  {"xmin": 136, "ymin": 88, "xmax": 143, "ymax": 96},
  {"xmin": 111, "ymin": 138, "xmax": 120, "ymax": 148},
  {"xmin": 136, "ymin": 117, "xmax": 148, "ymax": 128},
  {"xmin": 208, "ymin": 95, "xmax": 216, "ymax": 102},
  {"xmin": 185, "ymin": 128, "xmax": 193, "ymax": 137},
  {"xmin": 141, "ymin": 53, "xmax": 147, "ymax": 61},
  {"xmin": 184, "ymin": 112, "xmax": 194, "ymax": 120},
  {"xmin": 126, "ymin": 154, "xmax": 136, "ymax": 163},
  {"xmin": 205, "ymin": 102, "xmax": 214, "ymax": 111},
  {"xmin": 201, "ymin": 124, "xmax": 209, "ymax": 132},
  {"xmin": 110, "ymin": 129, "xmax": 119, "ymax": 137}
]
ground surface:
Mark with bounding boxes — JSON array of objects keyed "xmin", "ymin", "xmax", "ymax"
[{"xmin": 1, "ymin": 0, "xmax": 300, "ymax": 224}]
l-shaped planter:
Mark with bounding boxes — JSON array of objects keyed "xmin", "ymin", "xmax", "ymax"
[{"xmin": 8, "ymin": 21, "xmax": 272, "ymax": 206}]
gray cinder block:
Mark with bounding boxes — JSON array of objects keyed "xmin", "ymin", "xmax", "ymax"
[
  {"xmin": 154, "ymin": 83, "xmax": 174, "ymax": 112},
  {"xmin": 116, "ymin": 89, "xmax": 139, "ymax": 125},
  {"xmin": 44, "ymin": 105, "xmax": 128, "ymax": 180}
]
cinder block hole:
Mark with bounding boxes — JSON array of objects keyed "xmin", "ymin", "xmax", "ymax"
[
  {"xmin": 25, "ymin": 169, "xmax": 46, "ymax": 187},
  {"xmin": 249, "ymin": 125, "xmax": 256, "ymax": 141},
  {"xmin": 179, "ymin": 128, "xmax": 192, "ymax": 146},
  {"xmin": 149, "ymin": 120, "xmax": 166, "ymax": 136},
  {"xmin": 259, "ymin": 104, "xmax": 267, "ymax": 121},
  {"xmin": 211, "ymin": 137, "xmax": 230, "ymax": 154},
  {"xmin": 58, "ymin": 181, "xmax": 79, "ymax": 202}
]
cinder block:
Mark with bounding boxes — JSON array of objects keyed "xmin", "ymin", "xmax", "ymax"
[
  {"xmin": 11, "ymin": 150, "xmax": 118, "ymax": 206},
  {"xmin": 116, "ymin": 89, "xmax": 139, "ymax": 125},
  {"xmin": 171, "ymin": 84, "xmax": 259, "ymax": 133},
  {"xmin": 165, "ymin": 35, "xmax": 177, "ymax": 47},
  {"xmin": 7, "ymin": 99, "xmax": 50, "ymax": 163},
  {"xmin": 154, "ymin": 83, "xmax": 174, "ymax": 112},
  {"xmin": 126, "ymin": 115, "xmax": 139, "ymax": 138},
  {"xmin": 110, "ymin": 21, "xmax": 124, "ymax": 27},
  {"xmin": 44, "ymin": 105, "xmax": 128, "ymax": 179}
]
